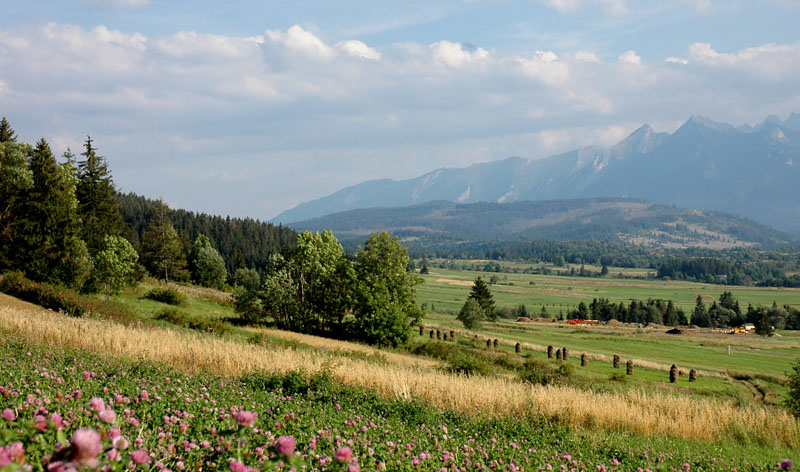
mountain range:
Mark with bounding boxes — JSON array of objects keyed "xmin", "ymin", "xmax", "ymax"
[
  {"xmin": 273, "ymin": 114, "xmax": 800, "ymax": 234},
  {"xmin": 290, "ymin": 198, "xmax": 795, "ymax": 249}
]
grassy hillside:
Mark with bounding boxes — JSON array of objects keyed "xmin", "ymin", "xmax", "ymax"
[{"xmin": 1, "ymin": 277, "xmax": 799, "ymax": 469}]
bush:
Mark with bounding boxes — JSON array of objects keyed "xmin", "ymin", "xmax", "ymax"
[
  {"xmin": 0, "ymin": 271, "xmax": 137, "ymax": 323},
  {"xmin": 0, "ymin": 271, "xmax": 85, "ymax": 316},
  {"xmin": 154, "ymin": 307, "xmax": 230, "ymax": 335},
  {"xmin": 446, "ymin": 351, "xmax": 491, "ymax": 376},
  {"xmin": 609, "ymin": 372, "xmax": 627, "ymax": 382},
  {"xmin": 144, "ymin": 287, "xmax": 184, "ymax": 305},
  {"xmin": 785, "ymin": 358, "xmax": 800, "ymax": 417},
  {"xmin": 520, "ymin": 359, "xmax": 567, "ymax": 386}
]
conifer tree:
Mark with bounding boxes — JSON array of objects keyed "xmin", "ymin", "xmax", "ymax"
[
  {"xmin": 664, "ymin": 300, "xmax": 680, "ymax": 326},
  {"xmin": 76, "ymin": 136, "xmax": 123, "ymax": 254},
  {"xmin": 468, "ymin": 276, "xmax": 495, "ymax": 321},
  {"xmin": 0, "ymin": 117, "xmax": 17, "ymax": 143},
  {"xmin": 0, "ymin": 132, "xmax": 32, "ymax": 269},
  {"xmin": 18, "ymin": 138, "xmax": 89, "ymax": 286},
  {"xmin": 141, "ymin": 202, "xmax": 188, "ymax": 283},
  {"xmin": 692, "ymin": 295, "xmax": 711, "ymax": 327}
]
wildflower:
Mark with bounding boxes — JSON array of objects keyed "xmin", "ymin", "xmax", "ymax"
[
  {"xmin": 50, "ymin": 413, "xmax": 64, "ymax": 429},
  {"xmin": 4, "ymin": 443, "xmax": 24, "ymax": 464},
  {"xmin": 112, "ymin": 436, "xmax": 130, "ymax": 450},
  {"xmin": 229, "ymin": 461, "xmax": 246, "ymax": 472},
  {"xmin": 348, "ymin": 464, "xmax": 360, "ymax": 472},
  {"xmin": 131, "ymin": 448, "xmax": 151, "ymax": 464},
  {"xmin": 235, "ymin": 411, "xmax": 257, "ymax": 428},
  {"xmin": 779, "ymin": 459, "xmax": 793, "ymax": 471},
  {"xmin": 88, "ymin": 397, "xmax": 105, "ymax": 413},
  {"xmin": 106, "ymin": 448, "xmax": 122, "ymax": 462},
  {"xmin": 98, "ymin": 409, "xmax": 116, "ymax": 424},
  {"xmin": 70, "ymin": 428, "xmax": 103, "ymax": 467},
  {"xmin": 141, "ymin": 390, "xmax": 150, "ymax": 401},
  {"xmin": 1, "ymin": 409, "xmax": 14, "ymax": 421},
  {"xmin": 276, "ymin": 436, "xmax": 296, "ymax": 457},
  {"xmin": 336, "ymin": 447, "xmax": 352, "ymax": 463}
]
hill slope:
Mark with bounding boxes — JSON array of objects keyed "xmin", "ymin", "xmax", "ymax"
[
  {"xmin": 290, "ymin": 198, "xmax": 795, "ymax": 249},
  {"xmin": 274, "ymin": 115, "xmax": 800, "ymax": 233}
]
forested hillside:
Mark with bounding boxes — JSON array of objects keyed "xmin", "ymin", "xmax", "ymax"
[
  {"xmin": 292, "ymin": 198, "xmax": 795, "ymax": 249},
  {"xmin": 118, "ymin": 193, "xmax": 296, "ymax": 274},
  {"xmin": 0, "ymin": 117, "xmax": 295, "ymax": 291}
]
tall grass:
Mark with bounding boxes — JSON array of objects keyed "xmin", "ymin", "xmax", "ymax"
[{"xmin": 1, "ymin": 298, "xmax": 798, "ymax": 448}]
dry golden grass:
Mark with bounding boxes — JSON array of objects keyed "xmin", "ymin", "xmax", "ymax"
[
  {"xmin": 247, "ymin": 327, "xmax": 443, "ymax": 370},
  {"xmin": 1, "ymin": 300, "xmax": 799, "ymax": 448}
]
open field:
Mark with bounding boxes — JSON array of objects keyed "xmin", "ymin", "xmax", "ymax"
[
  {"xmin": 418, "ymin": 266, "xmax": 800, "ymax": 315},
  {"xmin": 3, "ymin": 332, "xmax": 796, "ymax": 470},
  {"xmin": 2, "ymin": 293, "xmax": 800, "ymax": 453},
  {"xmin": 417, "ymin": 265, "xmax": 800, "ymax": 410}
]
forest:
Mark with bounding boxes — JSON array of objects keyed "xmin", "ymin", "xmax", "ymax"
[{"xmin": 0, "ymin": 117, "xmax": 295, "ymax": 292}]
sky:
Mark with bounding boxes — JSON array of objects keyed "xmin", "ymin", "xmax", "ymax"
[{"xmin": 1, "ymin": 1, "xmax": 799, "ymax": 220}]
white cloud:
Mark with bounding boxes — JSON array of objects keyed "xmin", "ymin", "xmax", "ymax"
[
  {"xmin": 617, "ymin": 50, "xmax": 641, "ymax": 66},
  {"xmin": 541, "ymin": 0, "xmax": 581, "ymax": 12},
  {"xmin": 265, "ymin": 25, "xmax": 335, "ymax": 61},
  {"xmin": 86, "ymin": 0, "xmax": 151, "ymax": 7},
  {"xmin": 2, "ymin": 22, "xmax": 800, "ymax": 219},
  {"xmin": 539, "ymin": 0, "xmax": 629, "ymax": 15},
  {"xmin": 573, "ymin": 51, "xmax": 601, "ymax": 63},
  {"xmin": 153, "ymin": 31, "xmax": 264, "ymax": 59},
  {"xmin": 430, "ymin": 41, "xmax": 489, "ymax": 67},
  {"xmin": 336, "ymin": 40, "xmax": 381, "ymax": 60},
  {"xmin": 517, "ymin": 50, "xmax": 570, "ymax": 85}
]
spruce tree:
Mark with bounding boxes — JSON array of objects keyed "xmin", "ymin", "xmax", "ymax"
[
  {"xmin": 468, "ymin": 277, "xmax": 495, "ymax": 321},
  {"xmin": 664, "ymin": 300, "xmax": 680, "ymax": 326},
  {"xmin": 141, "ymin": 202, "xmax": 188, "ymax": 283},
  {"xmin": 0, "ymin": 117, "xmax": 17, "ymax": 143},
  {"xmin": 0, "ymin": 135, "xmax": 32, "ymax": 270},
  {"xmin": 76, "ymin": 136, "xmax": 123, "ymax": 254},
  {"xmin": 692, "ymin": 295, "xmax": 711, "ymax": 328},
  {"xmin": 18, "ymin": 138, "xmax": 89, "ymax": 286}
]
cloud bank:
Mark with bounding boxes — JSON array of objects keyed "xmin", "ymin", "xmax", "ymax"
[{"xmin": 0, "ymin": 22, "xmax": 798, "ymax": 218}]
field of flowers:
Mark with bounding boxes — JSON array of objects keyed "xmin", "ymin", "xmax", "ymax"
[{"xmin": 0, "ymin": 334, "xmax": 795, "ymax": 471}]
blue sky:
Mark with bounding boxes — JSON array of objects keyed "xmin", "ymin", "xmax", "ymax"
[{"xmin": 1, "ymin": 0, "xmax": 799, "ymax": 219}]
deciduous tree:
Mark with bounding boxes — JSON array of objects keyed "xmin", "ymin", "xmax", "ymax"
[
  {"xmin": 192, "ymin": 234, "xmax": 228, "ymax": 289},
  {"xmin": 87, "ymin": 235, "xmax": 139, "ymax": 293}
]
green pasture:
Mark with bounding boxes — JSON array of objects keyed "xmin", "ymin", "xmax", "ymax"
[{"xmin": 418, "ymin": 267, "xmax": 800, "ymax": 315}]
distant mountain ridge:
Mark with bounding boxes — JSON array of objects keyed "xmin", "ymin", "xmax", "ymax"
[
  {"xmin": 291, "ymin": 198, "xmax": 796, "ymax": 249},
  {"xmin": 273, "ymin": 114, "xmax": 800, "ymax": 233}
]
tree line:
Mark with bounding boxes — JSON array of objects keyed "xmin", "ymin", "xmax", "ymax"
[
  {"xmin": 409, "ymin": 238, "xmax": 800, "ymax": 288},
  {"xmin": 0, "ymin": 117, "xmax": 294, "ymax": 292},
  {"xmin": 565, "ymin": 291, "xmax": 800, "ymax": 332}
]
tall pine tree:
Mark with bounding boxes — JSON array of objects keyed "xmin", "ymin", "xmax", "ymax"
[
  {"xmin": 0, "ymin": 119, "xmax": 32, "ymax": 269},
  {"xmin": 0, "ymin": 117, "xmax": 18, "ymax": 143},
  {"xmin": 76, "ymin": 136, "xmax": 123, "ymax": 254},
  {"xmin": 141, "ymin": 202, "xmax": 188, "ymax": 282},
  {"xmin": 468, "ymin": 276, "xmax": 495, "ymax": 321},
  {"xmin": 692, "ymin": 295, "xmax": 711, "ymax": 328},
  {"xmin": 18, "ymin": 138, "xmax": 90, "ymax": 286}
]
